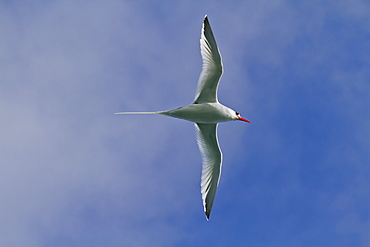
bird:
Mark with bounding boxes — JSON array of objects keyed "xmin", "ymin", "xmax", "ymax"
[{"xmin": 115, "ymin": 15, "xmax": 251, "ymax": 220}]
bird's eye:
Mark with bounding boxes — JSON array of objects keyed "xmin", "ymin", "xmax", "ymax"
[{"xmin": 235, "ymin": 111, "xmax": 239, "ymax": 115}]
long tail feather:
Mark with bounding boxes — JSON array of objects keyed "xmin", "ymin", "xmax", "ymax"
[{"xmin": 114, "ymin": 111, "xmax": 160, "ymax": 114}]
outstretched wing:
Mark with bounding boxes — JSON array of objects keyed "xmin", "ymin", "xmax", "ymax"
[
  {"xmin": 194, "ymin": 16, "xmax": 223, "ymax": 104},
  {"xmin": 195, "ymin": 123, "xmax": 222, "ymax": 219}
]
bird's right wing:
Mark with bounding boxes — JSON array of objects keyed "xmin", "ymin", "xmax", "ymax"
[
  {"xmin": 193, "ymin": 16, "xmax": 223, "ymax": 104},
  {"xmin": 195, "ymin": 123, "xmax": 222, "ymax": 220}
]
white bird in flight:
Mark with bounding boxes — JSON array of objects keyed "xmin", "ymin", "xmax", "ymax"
[{"xmin": 116, "ymin": 15, "xmax": 251, "ymax": 220}]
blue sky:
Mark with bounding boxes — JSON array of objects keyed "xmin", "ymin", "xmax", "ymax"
[{"xmin": 1, "ymin": 0, "xmax": 369, "ymax": 246}]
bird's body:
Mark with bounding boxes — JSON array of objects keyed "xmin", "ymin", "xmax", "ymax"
[
  {"xmin": 158, "ymin": 103, "xmax": 239, "ymax": 124},
  {"xmin": 116, "ymin": 15, "xmax": 251, "ymax": 220}
]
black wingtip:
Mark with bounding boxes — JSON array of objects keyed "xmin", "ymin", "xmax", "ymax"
[
  {"xmin": 203, "ymin": 15, "xmax": 209, "ymax": 28},
  {"xmin": 205, "ymin": 211, "xmax": 211, "ymax": 220}
]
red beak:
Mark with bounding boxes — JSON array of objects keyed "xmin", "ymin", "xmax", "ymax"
[{"xmin": 238, "ymin": 116, "xmax": 252, "ymax": 123}]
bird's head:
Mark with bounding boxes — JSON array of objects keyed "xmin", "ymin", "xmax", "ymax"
[{"xmin": 235, "ymin": 111, "xmax": 252, "ymax": 123}]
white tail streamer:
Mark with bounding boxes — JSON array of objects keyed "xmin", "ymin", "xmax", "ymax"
[{"xmin": 114, "ymin": 112, "xmax": 159, "ymax": 115}]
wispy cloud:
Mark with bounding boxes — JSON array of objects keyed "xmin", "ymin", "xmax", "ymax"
[{"xmin": 1, "ymin": 0, "xmax": 369, "ymax": 246}]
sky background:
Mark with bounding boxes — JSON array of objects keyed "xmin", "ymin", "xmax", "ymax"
[{"xmin": 1, "ymin": 0, "xmax": 369, "ymax": 246}]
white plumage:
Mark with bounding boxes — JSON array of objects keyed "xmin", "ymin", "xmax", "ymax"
[{"xmin": 116, "ymin": 15, "xmax": 251, "ymax": 219}]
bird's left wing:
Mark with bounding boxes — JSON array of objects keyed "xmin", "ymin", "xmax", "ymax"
[
  {"xmin": 195, "ymin": 123, "xmax": 222, "ymax": 219},
  {"xmin": 194, "ymin": 16, "xmax": 223, "ymax": 104}
]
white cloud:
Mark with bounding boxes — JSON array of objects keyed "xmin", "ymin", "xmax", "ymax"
[{"xmin": 1, "ymin": 0, "xmax": 369, "ymax": 246}]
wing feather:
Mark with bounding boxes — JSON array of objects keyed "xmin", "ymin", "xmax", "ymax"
[
  {"xmin": 194, "ymin": 16, "xmax": 223, "ymax": 103},
  {"xmin": 195, "ymin": 123, "xmax": 222, "ymax": 219}
]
